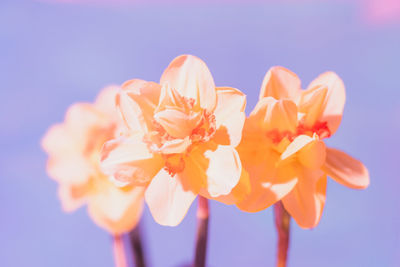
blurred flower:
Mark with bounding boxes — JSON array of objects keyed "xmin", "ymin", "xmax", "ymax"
[
  {"xmin": 237, "ymin": 67, "xmax": 369, "ymax": 228},
  {"xmin": 100, "ymin": 55, "xmax": 248, "ymax": 226},
  {"xmin": 42, "ymin": 86, "xmax": 145, "ymax": 234}
]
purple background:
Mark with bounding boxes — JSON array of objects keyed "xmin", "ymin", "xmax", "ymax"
[{"xmin": 1, "ymin": 1, "xmax": 399, "ymax": 266}]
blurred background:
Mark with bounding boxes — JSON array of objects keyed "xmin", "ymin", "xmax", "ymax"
[{"xmin": 1, "ymin": 0, "xmax": 399, "ymax": 266}]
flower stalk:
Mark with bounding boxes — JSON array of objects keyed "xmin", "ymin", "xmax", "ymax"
[
  {"xmin": 129, "ymin": 225, "xmax": 146, "ymax": 267},
  {"xmin": 274, "ymin": 201, "xmax": 291, "ymax": 267},
  {"xmin": 194, "ymin": 196, "xmax": 209, "ymax": 267},
  {"xmin": 113, "ymin": 235, "xmax": 128, "ymax": 267}
]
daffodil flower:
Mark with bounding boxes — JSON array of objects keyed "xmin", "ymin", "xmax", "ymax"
[
  {"xmin": 237, "ymin": 67, "xmax": 369, "ymax": 228},
  {"xmin": 101, "ymin": 55, "xmax": 247, "ymax": 226},
  {"xmin": 42, "ymin": 87, "xmax": 145, "ymax": 234}
]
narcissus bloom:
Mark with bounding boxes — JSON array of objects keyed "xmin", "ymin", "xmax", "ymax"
[
  {"xmin": 237, "ymin": 67, "xmax": 369, "ymax": 228},
  {"xmin": 42, "ymin": 87, "xmax": 145, "ymax": 234},
  {"xmin": 100, "ymin": 55, "xmax": 248, "ymax": 226}
]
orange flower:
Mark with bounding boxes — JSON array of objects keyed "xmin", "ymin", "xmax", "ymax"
[
  {"xmin": 237, "ymin": 67, "xmax": 369, "ymax": 228},
  {"xmin": 42, "ymin": 86, "xmax": 145, "ymax": 234},
  {"xmin": 100, "ymin": 55, "xmax": 248, "ymax": 226}
]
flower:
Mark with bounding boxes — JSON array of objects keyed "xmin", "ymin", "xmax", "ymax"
[
  {"xmin": 42, "ymin": 86, "xmax": 145, "ymax": 234},
  {"xmin": 100, "ymin": 55, "xmax": 248, "ymax": 226},
  {"xmin": 236, "ymin": 66, "xmax": 370, "ymax": 228}
]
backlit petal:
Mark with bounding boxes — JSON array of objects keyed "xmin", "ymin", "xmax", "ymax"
[
  {"xmin": 94, "ymin": 86, "xmax": 119, "ymax": 117},
  {"xmin": 298, "ymin": 85, "xmax": 328, "ymax": 129},
  {"xmin": 160, "ymin": 55, "xmax": 217, "ymax": 111},
  {"xmin": 100, "ymin": 133, "xmax": 163, "ymax": 185},
  {"xmin": 213, "ymin": 87, "xmax": 246, "ymax": 147},
  {"xmin": 199, "ymin": 167, "xmax": 251, "ymax": 205},
  {"xmin": 250, "ymin": 97, "xmax": 298, "ymax": 133},
  {"xmin": 154, "ymin": 109, "xmax": 200, "ymax": 139},
  {"xmin": 145, "ymin": 169, "xmax": 197, "ymax": 226},
  {"xmin": 259, "ymin": 66, "xmax": 301, "ymax": 101},
  {"xmin": 282, "ymin": 170, "xmax": 327, "ymax": 229},
  {"xmin": 237, "ymin": 165, "xmax": 298, "ymax": 212},
  {"xmin": 305, "ymin": 71, "xmax": 346, "ymax": 135},
  {"xmin": 281, "ymin": 135, "xmax": 313, "ymax": 161},
  {"xmin": 121, "ymin": 79, "xmax": 161, "ymax": 129},
  {"xmin": 58, "ymin": 183, "xmax": 89, "ymax": 212},
  {"xmin": 88, "ymin": 185, "xmax": 145, "ymax": 234},
  {"xmin": 324, "ymin": 148, "xmax": 370, "ymax": 189},
  {"xmin": 203, "ymin": 144, "xmax": 242, "ymax": 197}
]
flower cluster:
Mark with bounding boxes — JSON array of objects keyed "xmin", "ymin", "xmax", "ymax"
[{"xmin": 42, "ymin": 55, "xmax": 369, "ymax": 234}]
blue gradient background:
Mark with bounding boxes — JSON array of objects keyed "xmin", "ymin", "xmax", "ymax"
[{"xmin": 1, "ymin": 1, "xmax": 399, "ymax": 266}]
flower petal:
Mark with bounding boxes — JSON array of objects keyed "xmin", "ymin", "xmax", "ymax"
[
  {"xmin": 145, "ymin": 169, "xmax": 197, "ymax": 226},
  {"xmin": 100, "ymin": 133, "xmax": 163, "ymax": 185},
  {"xmin": 58, "ymin": 183, "xmax": 89, "ymax": 212},
  {"xmin": 154, "ymin": 109, "xmax": 201, "ymax": 139},
  {"xmin": 213, "ymin": 87, "xmax": 246, "ymax": 147},
  {"xmin": 94, "ymin": 86, "xmax": 119, "ymax": 117},
  {"xmin": 323, "ymin": 148, "xmax": 369, "ymax": 189},
  {"xmin": 199, "ymin": 167, "xmax": 251, "ymax": 205},
  {"xmin": 121, "ymin": 79, "xmax": 162, "ymax": 129},
  {"xmin": 46, "ymin": 156, "xmax": 94, "ymax": 184},
  {"xmin": 305, "ymin": 71, "xmax": 346, "ymax": 135},
  {"xmin": 298, "ymin": 139, "xmax": 326, "ymax": 170},
  {"xmin": 250, "ymin": 97, "xmax": 298, "ymax": 134},
  {"xmin": 281, "ymin": 135, "xmax": 313, "ymax": 161},
  {"xmin": 236, "ymin": 141, "xmax": 298, "ymax": 212},
  {"xmin": 88, "ymin": 185, "xmax": 145, "ymax": 234},
  {"xmin": 259, "ymin": 66, "xmax": 301, "ymax": 101},
  {"xmin": 203, "ymin": 144, "xmax": 242, "ymax": 197},
  {"xmin": 282, "ymin": 170, "xmax": 327, "ymax": 229},
  {"xmin": 237, "ymin": 167, "xmax": 298, "ymax": 212},
  {"xmin": 160, "ymin": 55, "xmax": 217, "ymax": 111}
]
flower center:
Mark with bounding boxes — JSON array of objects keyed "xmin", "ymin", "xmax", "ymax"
[
  {"xmin": 266, "ymin": 120, "xmax": 331, "ymax": 145},
  {"xmin": 144, "ymin": 96, "xmax": 217, "ymax": 176}
]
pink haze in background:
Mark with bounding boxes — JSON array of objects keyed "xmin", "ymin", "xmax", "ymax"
[{"xmin": 38, "ymin": 0, "xmax": 400, "ymax": 25}]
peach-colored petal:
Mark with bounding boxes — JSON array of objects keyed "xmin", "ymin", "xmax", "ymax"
[
  {"xmin": 88, "ymin": 185, "xmax": 145, "ymax": 234},
  {"xmin": 178, "ymin": 149, "xmax": 208, "ymax": 193},
  {"xmin": 305, "ymin": 71, "xmax": 346, "ymax": 135},
  {"xmin": 154, "ymin": 109, "xmax": 200, "ymax": 139},
  {"xmin": 100, "ymin": 133, "xmax": 163, "ymax": 185},
  {"xmin": 122, "ymin": 79, "xmax": 161, "ymax": 128},
  {"xmin": 298, "ymin": 85, "xmax": 328, "ymax": 129},
  {"xmin": 323, "ymin": 148, "xmax": 370, "ymax": 189},
  {"xmin": 298, "ymin": 139, "xmax": 326, "ymax": 170},
  {"xmin": 199, "ymin": 167, "xmax": 251, "ymax": 205},
  {"xmin": 237, "ymin": 140, "xmax": 298, "ymax": 212},
  {"xmin": 94, "ymin": 86, "xmax": 119, "ymax": 117},
  {"xmin": 160, "ymin": 55, "xmax": 217, "ymax": 111},
  {"xmin": 282, "ymin": 170, "xmax": 327, "ymax": 229},
  {"xmin": 237, "ymin": 166, "xmax": 298, "ymax": 213},
  {"xmin": 259, "ymin": 66, "xmax": 301, "ymax": 101},
  {"xmin": 203, "ymin": 144, "xmax": 242, "ymax": 197},
  {"xmin": 156, "ymin": 137, "xmax": 191, "ymax": 154},
  {"xmin": 213, "ymin": 87, "xmax": 246, "ymax": 147},
  {"xmin": 65, "ymin": 103, "xmax": 110, "ymax": 140},
  {"xmin": 41, "ymin": 124, "xmax": 76, "ymax": 159},
  {"xmin": 58, "ymin": 183, "xmax": 89, "ymax": 212},
  {"xmin": 281, "ymin": 135, "xmax": 313, "ymax": 161},
  {"xmin": 47, "ymin": 156, "xmax": 94, "ymax": 185},
  {"xmin": 145, "ymin": 169, "xmax": 197, "ymax": 226},
  {"xmin": 250, "ymin": 97, "xmax": 298, "ymax": 133},
  {"xmin": 117, "ymin": 90, "xmax": 148, "ymax": 133}
]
